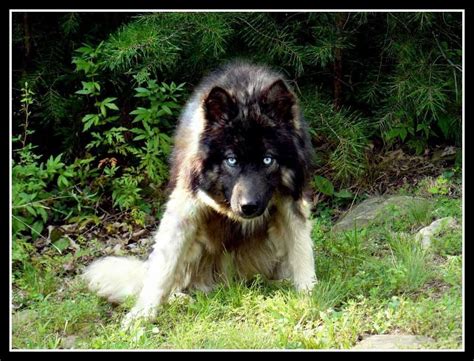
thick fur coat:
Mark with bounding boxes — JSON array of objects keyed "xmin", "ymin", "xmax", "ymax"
[{"xmin": 83, "ymin": 61, "xmax": 317, "ymax": 328}]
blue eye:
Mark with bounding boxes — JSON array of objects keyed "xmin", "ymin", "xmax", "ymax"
[
  {"xmin": 263, "ymin": 156, "xmax": 274, "ymax": 166},
  {"xmin": 226, "ymin": 157, "xmax": 238, "ymax": 167}
]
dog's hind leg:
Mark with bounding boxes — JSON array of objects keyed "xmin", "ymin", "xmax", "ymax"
[{"xmin": 121, "ymin": 188, "xmax": 202, "ymax": 329}]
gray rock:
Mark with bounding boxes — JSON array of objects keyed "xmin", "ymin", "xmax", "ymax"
[
  {"xmin": 61, "ymin": 335, "xmax": 78, "ymax": 349},
  {"xmin": 12, "ymin": 309, "xmax": 38, "ymax": 327},
  {"xmin": 415, "ymin": 217, "xmax": 458, "ymax": 249},
  {"xmin": 333, "ymin": 196, "xmax": 431, "ymax": 232},
  {"xmin": 352, "ymin": 334, "xmax": 435, "ymax": 350},
  {"xmin": 112, "ymin": 243, "xmax": 124, "ymax": 255}
]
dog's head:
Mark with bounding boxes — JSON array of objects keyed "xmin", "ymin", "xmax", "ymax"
[{"xmin": 194, "ymin": 76, "xmax": 311, "ymax": 220}]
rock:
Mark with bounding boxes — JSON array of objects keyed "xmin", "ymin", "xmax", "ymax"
[
  {"xmin": 333, "ymin": 196, "xmax": 431, "ymax": 232},
  {"xmin": 352, "ymin": 334, "xmax": 435, "ymax": 350},
  {"xmin": 47, "ymin": 225, "xmax": 64, "ymax": 243},
  {"xmin": 151, "ymin": 327, "xmax": 160, "ymax": 334},
  {"xmin": 12, "ymin": 309, "xmax": 38, "ymax": 328},
  {"xmin": 431, "ymin": 146, "xmax": 457, "ymax": 162},
  {"xmin": 415, "ymin": 217, "xmax": 458, "ymax": 249},
  {"xmin": 131, "ymin": 229, "xmax": 147, "ymax": 239},
  {"xmin": 169, "ymin": 291, "xmax": 194, "ymax": 304},
  {"xmin": 112, "ymin": 221, "xmax": 122, "ymax": 229},
  {"xmin": 60, "ymin": 223, "xmax": 79, "ymax": 233},
  {"xmin": 138, "ymin": 238, "xmax": 152, "ymax": 246},
  {"xmin": 61, "ymin": 335, "xmax": 78, "ymax": 349},
  {"xmin": 112, "ymin": 243, "xmax": 124, "ymax": 255}
]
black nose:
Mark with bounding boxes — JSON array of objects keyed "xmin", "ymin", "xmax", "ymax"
[{"xmin": 240, "ymin": 203, "xmax": 259, "ymax": 217}]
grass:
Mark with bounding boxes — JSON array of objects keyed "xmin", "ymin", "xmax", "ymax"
[{"xmin": 11, "ymin": 176, "xmax": 463, "ymax": 350}]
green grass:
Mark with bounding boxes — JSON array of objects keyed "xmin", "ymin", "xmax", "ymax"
[{"xmin": 11, "ymin": 177, "xmax": 463, "ymax": 349}]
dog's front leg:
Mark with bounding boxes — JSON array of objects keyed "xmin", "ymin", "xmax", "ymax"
[
  {"xmin": 285, "ymin": 199, "xmax": 317, "ymax": 292},
  {"xmin": 122, "ymin": 189, "xmax": 199, "ymax": 329}
]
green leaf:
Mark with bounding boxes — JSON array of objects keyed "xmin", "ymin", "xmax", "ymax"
[
  {"xmin": 385, "ymin": 128, "xmax": 400, "ymax": 141},
  {"xmin": 37, "ymin": 207, "xmax": 48, "ymax": 223},
  {"xmin": 102, "ymin": 98, "xmax": 119, "ymax": 111},
  {"xmin": 75, "ymin": 44, "xmax": 94, "ymax": 54},
  {"xmin": 82, "ymin": 113, "xmax": 97, "ymax": 123},
  {"xmin": 133, "ymin": 134, "xmax": 147, "ymax": 141},
  {"xmin": 12, "ymin": 216, "xmax": 27, "ymax": 234},
  {"xmin": 313, "ymin": 176, "xmax": 334, "ymax": 196},
  {"xmin": 437, "ymin": 115, "xmax": 452, "ymax": 138},
  {"xmin": 58, "ymin": 174, "xmax": 70, "ymax": 187},
  {"xmin": 25, "ymin": 205, "xmax": 37, "ymax": 217},
  {"xmin": 135, "ymin": 87, "xmax": 149, "ymax": 93},
  {"xmin": 156, "ymin": 109, "xmax": 167, "ymax": 118},
  {"xmin": 82, "ymin": 114, "xmax": 100, "ymax": 131},
  {"xmin": 105, "ymin": 102, "xmax": 119, "ymax": 110},
  {"xmin": 62, "ymin": 169, "xmax": 74, "ymax": 177},
  {"xmin": 159, "ymin": 133, "xmax": 171, "ymax": 142},
  {"xmin": 102, "ymin": 97, "xmax": 117, "ymax": 104},
  {"xmin": 105, "ymin": 115, "xmax": 120, "ymax": 122},
  {"xmin": 31, "ymin": 221, "xmax": 44, "ymax": 237},
  {"xmin": 72, "ymin": 58, "xmax": 91, "ymax": 73},
  {"xmin": 75, "ymin": 89, "xmax": 92, "ymax": 95},
  {"xmin": 134, "ymin": 87, "xmax": 150, "ymax": 97},
  {"xmin": 334, "ymin": 189, "xmax": 354, "ymax": 198},
  {"xmin": 442, "ymin": 170, "xmax": 454, "ymax": 179},
  {"xmin": 399, "ymin": 127, "xmax": 408, "ymax": 141},
  {"xmin": 161, "ymin": 105, "xmax": 172, "ymax": 115},
  {"xmin": 52, "ymin": 238, "xmax": 70, "ymax": 254}
]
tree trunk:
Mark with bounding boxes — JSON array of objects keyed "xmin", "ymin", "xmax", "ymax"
[
  {"xmin": 23, "ymin": 13, "xmax": 31, "ymax": 68},
  {"xmin": 333, "ymin": 13, "xmax": 346, "ymax": 110}
]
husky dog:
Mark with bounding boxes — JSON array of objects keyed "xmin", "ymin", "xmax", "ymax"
[{"xmin": 83, "ymin": 61, "xmax": 317, "ymax": 328}]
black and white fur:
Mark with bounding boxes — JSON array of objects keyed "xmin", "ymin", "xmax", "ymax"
[{"xmin": 83, "ymin": 61, "xmax": 317, "ymax": 329}]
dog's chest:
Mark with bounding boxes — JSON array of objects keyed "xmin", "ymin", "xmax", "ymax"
[{"xmin": 196, "ymin": 211, "xmax": 270, "ymax": 253}]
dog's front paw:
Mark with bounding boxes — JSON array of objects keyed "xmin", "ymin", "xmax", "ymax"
[
  {"xmin": 294, "ymin": 276, "xmax": 317, "ymax": 293},
  {"xmin": 121, "ymin": 304, "xmax": 157, "ymax": 331}
]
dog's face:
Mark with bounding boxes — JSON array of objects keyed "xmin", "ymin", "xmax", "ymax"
[
  {"xmin": 217, "ymin": 133, "xmax": 281, "ymax": 219},
  {"xmin": 196, "ymin": 79, "xmax": 305, "ymax": 219}
]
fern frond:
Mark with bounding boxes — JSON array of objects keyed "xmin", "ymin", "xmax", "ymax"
[
  {"xmin": 103, "ymin": 20, "xmax": 182, "ymax": 73},
  {"xmin": 237, "ymin": 14, "xmax": 306, "ymax": 76}
]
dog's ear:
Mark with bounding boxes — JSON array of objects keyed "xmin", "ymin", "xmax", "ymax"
[
  {"xmin": 260, "ymin": 79, "xmax": 295, "ymax": 122},
  {"xmin": 204, "ymin": 87, "xmax": 237, "ymax": 124}
]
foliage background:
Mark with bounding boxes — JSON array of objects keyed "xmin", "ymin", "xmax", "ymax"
[{"xmin": 11, "ymin": 11, "xmax": 462, "ymax": 301}]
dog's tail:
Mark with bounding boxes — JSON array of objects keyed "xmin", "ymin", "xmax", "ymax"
[{"xmin": 82, "ymin": 256, "xmax": 147, "ymax": 303}]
